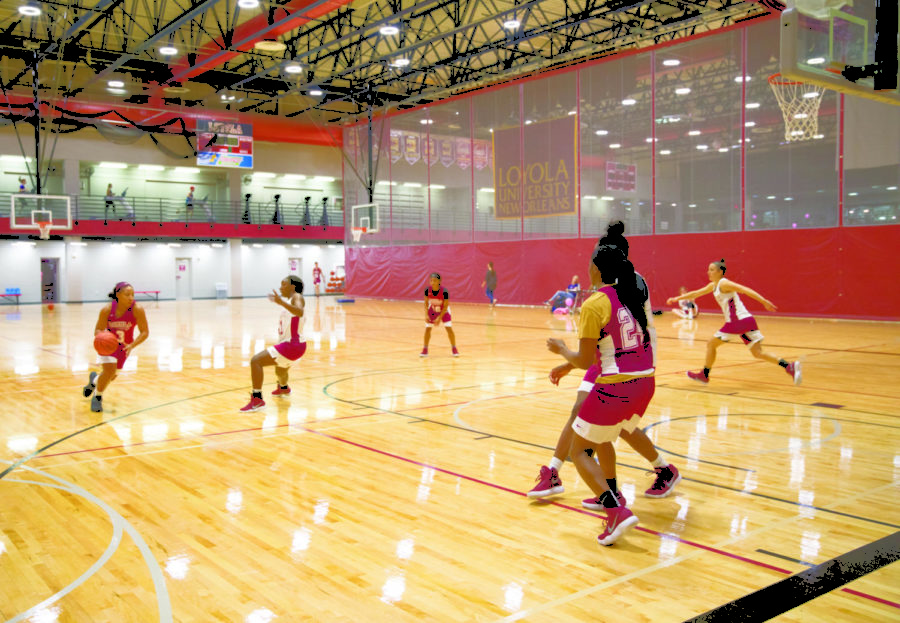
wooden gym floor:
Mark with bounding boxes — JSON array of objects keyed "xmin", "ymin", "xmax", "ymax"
[{"xmin": 0, "ymin": 297, "xmax": 898, "ymax": 622}]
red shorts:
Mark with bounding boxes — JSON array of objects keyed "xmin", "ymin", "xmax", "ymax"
[
  {"xmin": 269, "ymin": 341, "xmax": 307, "ymax": 368},
  {"xmin": 98, "ymin": 344, "xmax": 129, "ymax": 370},
  {"xmin": 572, "ymin": 376, "xmax": 655, "ymax": 444},
  {"xmin": 426, "ymin": 311, "xmax": 452, "ymax": 327},
  {"xmin": 716, "ymin": 316, "xmax": 763, "ymax": 346}
]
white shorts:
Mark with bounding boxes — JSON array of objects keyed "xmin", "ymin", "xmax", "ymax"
[
  {"xmin": 714, "ymin": 329, "xmax": 764, "ymax": 347},
  {"xmin": 572, "ymin": 413, "xmax": 641, "ymax": 444},
  {"xmin": 267, "ymin": 345, "xmax": 299, "ymax": 368}
]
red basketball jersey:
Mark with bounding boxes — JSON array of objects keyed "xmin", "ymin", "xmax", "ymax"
[
  {"xmin": 106, "ymin": 300, "xmax": 137, "ymax": 344},
  {"xmin": 425, "ymin": 286, "xmax": 447, "ymax": 317}
]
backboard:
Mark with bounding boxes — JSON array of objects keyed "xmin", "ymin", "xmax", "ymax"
[
  {"xmin": 350, "ymin": 203, "xmax": 380, "ymax": 233},
  {"xmin": 781, "ymin": 0, "xmax": 899, "ymax": 105},
  {"xmin": 10, "ymin": 194, "xmax": 73, "ymax": 236}
]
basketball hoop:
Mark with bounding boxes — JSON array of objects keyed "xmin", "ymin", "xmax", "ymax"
[
  {"xmin": 768, "ymin": 73, "xmax": 826, "ymax": 142},
  {"xmin": 351, "ymin": 227, "xmax": 367, "ymax": 243},
  {"xmin": 36, "ymin": 221, "xmax": 51, "ymax": 240}
]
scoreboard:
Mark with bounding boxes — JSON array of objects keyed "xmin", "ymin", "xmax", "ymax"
[{"xmin": 197, "ymin": 120, "xmax": 253, "ymax": 169}]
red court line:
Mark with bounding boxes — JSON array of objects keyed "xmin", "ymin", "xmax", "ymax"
[{"xmin": 302, "ymin": 425, "xmax": 900, "ymax": 611}]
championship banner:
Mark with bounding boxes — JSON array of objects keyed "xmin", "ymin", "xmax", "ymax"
[
  {"xmin": 473, "ymin": 140, "xmax": 490, "ymax": 171},
  {"xmin": 440, "ymin": 138, "xmax": 455, "ymax": 167},
  {"xmin": 425, "ymin": 136, "xmax": 439, "ymax": 167},
  {"xmin": 404, "ymin": 133, "xmax": 421, "ymax": 165},
  {"xmin": 390, "ymin": 130, "xmax": 402, "ymax": 163},
  {"xmin": 493, "ymin": 116, "xmax": 577, "ymax": 219},
  {"xmin": 455, "ymin": 137, "xmax": 472, "ymax": 169}
]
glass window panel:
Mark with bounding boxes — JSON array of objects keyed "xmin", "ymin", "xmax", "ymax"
[
  {"xmin": 427, "ymin": 99, "xmax": 473, "ymax": 244},
  {"xmin": 473, "ymin": 85, "xmax": 522, "ymax": 242},
  {"xmin": 745, "ymin": 20, "xmax": 839, "ymax": 231},
  {"xmin": 843, "ymin": 97, "xmax": 900, "ymax": 226},
  {"xmin": 655, "ymin": 31, "xmax": 742, "ymax": 234},
  {"xmin": 389, "ymin": 109, "xmax": 431, "ymax": 244},
  {"xmin": 523, "ymin": 71, "xmax": 578, "ymax": 239},
  {"xmin": 579, "ymin": 54, "xmax": 653, "ymax": 240}
]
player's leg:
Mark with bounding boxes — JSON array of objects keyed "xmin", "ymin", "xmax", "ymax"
[
  {"xmin": 528, "ymin": 390, "xmax": 588, "ymax": 498},
  {"xmin": 749, "ymin": 342, "xmax": 801, "ymax": 384},
  {"xmin": 90, "ymin": 362, "xmax": 118, "ymax": 412},
  {"xmin": 687, "ymin": 336, "xmax": 724, "ymax": 383},
  {"xmin": 272, "ymin": 366, "xmax": 291, "ymax": 396},
  {"xmin": 421, "ymin": 326, "xmax": 432, "ymax": 356},
  {"xmin": 445, "ymin": 326, "xmax": 459, "ymax": 356},
  {"xmin": 241, "ymin": 350, "xmax": 276, "ymax": 411}
]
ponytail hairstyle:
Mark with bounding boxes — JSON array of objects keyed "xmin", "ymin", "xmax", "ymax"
[
  {"xmin": 712, "ymin": 258, "xmax": 727, "ymax": 275},
  {"xmin": 591, "ymin": 245, "xmax": 648, "ymax": 339},
  {"xmin": 108, "ymin": 281, "xmax": 132, "ymax": 301},
  {"xmin": 598, "ymin": 220, "xmax": 629, "ymax": 258},
  {"xmin": 285, "ymin": 275, "xmax": 304, "ymax": 294},
  {"xmin": 429, "ymin": 272, "xmax": 441, "ymax": 281}
]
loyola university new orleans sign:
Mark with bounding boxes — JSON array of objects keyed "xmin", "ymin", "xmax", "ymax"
[{"xmin": 492, "ymin": 115, "xmax": 577, "ymax": 219}]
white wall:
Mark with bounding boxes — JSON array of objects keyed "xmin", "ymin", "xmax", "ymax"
[{"xmin": 2, "ymin": 239, "xmax": 345, "ymax": 304}]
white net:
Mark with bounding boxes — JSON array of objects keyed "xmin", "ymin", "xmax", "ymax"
[
  {"xmin": 351, "ymin": 227, "xmax": 366, "ymax": 243},
  {"xmin": 37, "ymin": 222, "xmax": 52, "ymax": 240},
  {"xmin": 768, "ymin": 74, "xmax": 826, "ymax": 142}
]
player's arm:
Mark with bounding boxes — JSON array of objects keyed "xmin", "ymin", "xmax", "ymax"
[
  {"xmin": 438, "ymin": 292, "xmax": 449, "ymax": 316},
  {"xmin": 547, "ymin": 292, "xmax": 607, "ymax": 369},
  {"xmin": 94, "ymin": 304, "xmax": 112, "ymax": 336},
  {"xmin": 666, "ymin": 282, "xmax": 713, "ymax": 306},
  {"xmin": 273, "ymin": 291, "xmax": 305, "ymax": 316},
  {"xmin": 718, "ymin": 279, "xmax": 777, "ymax": 311},
  {"xmin": 547, "ymin": 337, "xmax": 596, "ymax": 370},
  {"xmin": 126, "ymin": 306, "xmax": 150, "ymax": 352}
]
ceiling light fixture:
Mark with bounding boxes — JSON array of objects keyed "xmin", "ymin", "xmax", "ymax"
[
  {"xmin": 379, "ymin": 25, "xmax": 400, "ymax": 36},
  {"xmin": 675, "ymin": 87, "xmax": 691, "ymax": 95},
  {"xmin": 159, "ymin": 45, "xmax": 178, "ymax": 55},
  {"xmin": 662, "ymin": 59, "xmax": 680, "ymax": 67},
  {"xmin": 503, "ymin": 19, "xmax": 521, "ymax": 30},
  {"xmin": 621, "ymin": 98, "xmax": 637, "ymax": 106},
  {"xmin": 284, "ymin": 63, "xmax": 303, "ymax": 74},
  {"xmin": 237, "ymin": 0, "xmax": 260, "ymax": 8},
  {"xmin": 309, "ymin": 89, "xmax": 323, "ymax": 96},
  {"xmin": 18, "ymin": 3, "xmax": 41, "ymax": 16},
  {"xmin": 108, "ymin": 80, "xmax": 125, "ymax": 88},
  {"xmin": 392, "ymin": 58, "xmax": 410, "ymax": 68}
]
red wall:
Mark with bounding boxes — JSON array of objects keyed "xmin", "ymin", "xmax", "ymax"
[{"xmin": 346, "ymin": 225, "xmax": 900, "ymax": 320}]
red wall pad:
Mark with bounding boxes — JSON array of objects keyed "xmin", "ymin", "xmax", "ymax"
[{"xmin": 346, "ymin": 225, "xmax": 900, "ymax": 320}]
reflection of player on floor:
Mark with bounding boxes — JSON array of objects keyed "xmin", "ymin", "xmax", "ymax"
[
  {"xmin": 240, "ymin": 276, "xmax": 306, "ymax": 412},
  {"xmin": 420, "ymin": 273, "xmax": 459, "ymax": 357},
  {"xmin": 82, "ymin": 282, "xmax": 150, "ymax": 413},
  {"xmin": 545, "ymin": 245, "xmax": 657, "ymax": 546},
  {"xmin": 666, "ymin": 259, "xmax": 801, "ymax": 385},
  {"xmin": 312, "ymin": 262, "xmax": 323, "ymax": 296},
  {"xmin": 530, "ymin": 221, "xmax": 679, "ymax": 510}
]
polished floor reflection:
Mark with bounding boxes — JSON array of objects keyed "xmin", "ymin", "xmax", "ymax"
[{"xmin": 1, "ymin": 299, "xmax": 898, "ymax": 622}]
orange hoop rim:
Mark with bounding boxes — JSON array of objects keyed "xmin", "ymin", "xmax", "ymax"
[{"xmin": 768, "ymin": 72, "xmax": 803, "ymax": 86}]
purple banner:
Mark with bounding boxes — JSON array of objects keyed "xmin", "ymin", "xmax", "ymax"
[
  {"xmin": 440, "ymin": 138, "xmax": 455, "ymax": 167},
  {"xmin": 473, "ymin": 140, "xmax": 490, "ymax": 170},
  {"xmin": 404, "ymin": 133, "xmax": 421, "ymax": 165},
  {"xmin": 425, "ymin": 137, "xmax": 439, "ymax": 167},
  {"xmin": 456, "ymin": 137, "xmax": 472, "ymax": 169},
  {"xmin": 493, "ymin": 116, "xmax": 577, "ymax": 219},
  {"xmin": 390, "ymin": 130, "xmax": 402, "ymax": 163}
]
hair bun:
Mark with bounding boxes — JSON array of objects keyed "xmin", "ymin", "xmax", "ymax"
[
  {"xmin": 720, "ymin": 258, "xmax": 726, "ymax": 263},
  {"xmin": 607, "ymin": 221, "xmax": 625, "ymax": 237}
]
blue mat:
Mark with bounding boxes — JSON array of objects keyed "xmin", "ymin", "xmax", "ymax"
[{"xmin": 337, "ymin": 298, "xmax": 355, "ymax": 303}]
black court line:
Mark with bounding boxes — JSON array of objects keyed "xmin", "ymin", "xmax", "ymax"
[
  {"xmin": 756, "ymin": 549, "xmax": 816, "ymax": 568},
  {"xmin": 321, "ymin": 376, "xmax": 900, "ymax": 530},
  {"xmin": 473, "ymin": 435, "xmax": 492, "ymax": 440},
  {"xmin": 685, "ymin": 531, "xmax": 900, "ymax": 621},
  {"xmin": 811, "ymin": 402, "xmax": 844, "ymax": 409}
]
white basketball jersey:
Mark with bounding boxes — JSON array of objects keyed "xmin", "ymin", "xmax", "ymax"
[
  {"xmin": 713, "ymin": 281, "xmax": 751, "ymax": 323},
  {"xmin": 277, "ymin": 299, "xmax": 305, "ymax": 343}
]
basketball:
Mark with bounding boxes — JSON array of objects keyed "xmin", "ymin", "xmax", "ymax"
[
  {"xmin": 47, "ymin": 303, "xmax": 54, "ymax": 311},
  {"xmin": 94, "ymin": 331, "xmax": 120, "ymax": 356}
]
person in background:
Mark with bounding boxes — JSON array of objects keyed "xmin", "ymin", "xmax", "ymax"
[{"xmin": 481, "ymin": 262, "xmax": 498, "ymax": 306}]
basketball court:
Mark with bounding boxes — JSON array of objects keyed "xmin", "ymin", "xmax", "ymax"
[{"xmin": 2, "ymin": 0, "xmax": 899, "ymax": 620}]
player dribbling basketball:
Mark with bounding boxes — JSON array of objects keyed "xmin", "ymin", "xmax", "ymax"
[
  {"xmin": 82, "ymin": 282, "xmax": 150, "ymax": 413},
  {"xmin": 421, "ymin": 273, "xmax": 459, "ymax": 357}
]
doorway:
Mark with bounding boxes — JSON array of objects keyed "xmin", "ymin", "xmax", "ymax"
[
  {"xmin": 40, "ymin": 257, "xmax": 58, "ymax": 303},
  {"xmin": 175, "ymin": 258, "xmax": 192, "ymax": 300}
]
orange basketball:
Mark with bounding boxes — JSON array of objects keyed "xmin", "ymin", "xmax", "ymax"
[{"xmin": 93, "ymin": 331, "xmax": 120, "ymax": 356}]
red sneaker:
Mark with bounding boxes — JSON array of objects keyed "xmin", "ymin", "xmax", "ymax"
[
  {"xmin": 786, "ymin": 361, "xmax": 802, "ymax": 385},
  {"xmin": 645, "ymin": 464, "xmax": 681, "ymax": 498},
  {"xmin": 419, "ymin": 348, "xmax": 428, "ymax": 357},
  {"xmin": 239, "ymin": 397, "xmax": 266, "ymax": 412},
  {"xmin": 272, "ymin": 386, "xmax": 291, "ymax": 396},
  {"xmin": 686, "ymin": 370, "xmax": 709, "ymax": 384},
  {"xmin": 582, "ymin": 491, "xmax": 627, "ymax": 510},
  {"xmin": 527, "ymin": 466, "xmax": 564, "ymax": 498},
  {"xmin": 597, "ymin": 506, "xmax": 639, "ymax": 546},
  {"xmin": 451, "ymin": 346, "xmax": 460, "ymax": 357}
]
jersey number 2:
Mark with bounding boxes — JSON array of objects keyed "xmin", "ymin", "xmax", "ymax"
[{"xmin": 617, "ymin": 307, "xmax": 642, "ymax": 349}]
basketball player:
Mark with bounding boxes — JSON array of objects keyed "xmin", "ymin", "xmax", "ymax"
[
  {"xmin": 546, "ymin": 245, "xmax": 655, "ymax": 545},
  {"xmin": 82, "ymin": 282, "xmax": 150, "ymax": 413},
  {"xmin": 421, "ymin": 273, "xmax": 459, "ymax": 357},
  {"xmin": 312, "ymin": 262, "xmax": 323, "ymax": 296},
  {"xmin": 240, "ymin": 275, "xmax": 306, "ymax": 412},
  {"xmin": 530, "ymin": 222, "xmax": 679, "ymax": 506},
  {"xmin": 672, "ymin": 286, "xmax": 699, "ymax": 319},
  {"xmin": 481, "ymin": 262, "xmax": 498, "ymax": 306},
  {"xmin": 666, "ymin": 259, "xmax": 801, "ymax": 385}
]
